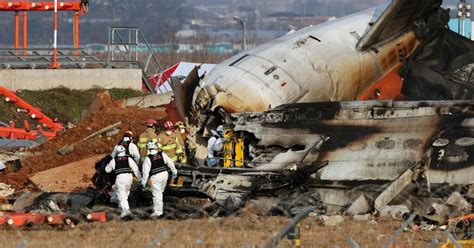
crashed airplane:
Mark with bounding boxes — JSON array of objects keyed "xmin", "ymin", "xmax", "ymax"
[{"xmin": 166, "ymin": 0, "xmax": 474, "ymax": 210}]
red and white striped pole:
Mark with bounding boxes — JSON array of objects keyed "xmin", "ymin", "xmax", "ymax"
[{"xmin": 51, "ymin": 0, "xmax": 60, "ymax": 68}]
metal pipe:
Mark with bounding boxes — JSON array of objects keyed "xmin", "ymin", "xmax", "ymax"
[
  {"xmin": 22, "ymin": 10, "xmax": 27, "ymax": 55},
  {"xmin": 14, "ymin": 11, "xmax": 19, "ymax": 50},
  {"xmin": 51, "ymin": 0, "xmax": 59, "ymax": 68},
  {"xmin": 73, "ymin": 11, "xmax": 79, "ymax": 57}
]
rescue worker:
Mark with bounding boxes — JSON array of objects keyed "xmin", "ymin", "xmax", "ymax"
[
  {"xmin": 141, "ymin": 141, "xmax": 178, "ymax": 217},
  {"xmin": 207, "ymin": 125, "xmax": 224, "ymax": 167},
  {"xmin": 158, "ymin": 121, "xmax": 185, "ymax": 163},
  {"xmin": 138, "ymin": 119, "xmax": 159, "ymax": 163},
  {"xmin": 110, "ymin": 131, "xmax": 141, "ymax": 204},
  {"xmin": 105, "ymin": 145, "xmax": 141, "ymax": 218},
  {"xmin": 173, "ymin": 121, "xmax": 187, "ymax": 163},
  {"xmin": 111, "ymin": 131, "xmax": 140, "ymax": 164}
]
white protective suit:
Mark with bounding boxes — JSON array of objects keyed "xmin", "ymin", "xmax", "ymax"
[
  {"xmin": 141, "ymin": 152, "xmax": 177, "ymax": 216},
  {"xmin": 110, "ymin": 142, "xmax": 141, "ymax": 204},
  {"xmin": 111, "ymin": 142, "xmax": 141, "ymax": 165},
  {"xmin": 207, "ymin": 135, "xmax": 223, "ymax": 167},
  {"xmin": 105, "ymin": 157, "xmax": 141, "ymax": 216}
]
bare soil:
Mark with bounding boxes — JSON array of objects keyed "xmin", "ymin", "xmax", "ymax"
[
  {"xmin": 0, "ymin": 106, "xmax": 167, "ymax": 189},
  {"xmin": 0, "ymin": 217, "xmax": 447, "ymax": 248}
]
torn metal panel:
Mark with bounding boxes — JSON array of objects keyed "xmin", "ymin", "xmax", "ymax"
[
  {"xmin": 374, "ymin": 168, "xmax": 413, "ymax": 210},
  {"xmin": 232, "ymin": 100, "xmax": 474, "ymax": 184},
  {"xmin": 356, "ymin": 0, "xmax": 445, "ymax": 51},
  {"xmin": 170, "ymin": 66, "xmax": 201, "ymax": 120},
  {"xmin": 0, "ymin": 138, "xmax": 38, "ymax": 150},
  {"xmin": 400, "ymin": 29, "xmax": 474, "ymax": 100}
]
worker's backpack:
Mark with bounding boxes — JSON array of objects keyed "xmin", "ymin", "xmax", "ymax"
[{"xmin": 91, "ymin": 155, "xmax": 115, "ymax": 193}]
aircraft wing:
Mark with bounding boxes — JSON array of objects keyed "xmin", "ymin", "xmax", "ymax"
[{"xmin": 356, "ymin": 0, "xmax": 443, "ymax": 51}]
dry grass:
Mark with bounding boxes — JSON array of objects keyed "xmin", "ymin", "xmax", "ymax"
[{"xmin": 0, "ymin": 216, "xmax": 447, "ymax": 248}]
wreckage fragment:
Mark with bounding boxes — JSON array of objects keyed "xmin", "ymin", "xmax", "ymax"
[{"xmin": 230, "ymin": 100, "xmax": 474, "ymax": 185}]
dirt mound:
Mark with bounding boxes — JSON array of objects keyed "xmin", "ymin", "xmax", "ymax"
[{"xmin": 1, "ymin": 106, "xmax": 167, "ymax": 188}]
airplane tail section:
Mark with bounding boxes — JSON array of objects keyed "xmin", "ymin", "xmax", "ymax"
[
  {"xmin": 357, "ymin": 0, "xmax": 445, "ymax": 51},
  {"xmin": 170, "ymin": 66, "xmax": 201, "ymax": 121}
]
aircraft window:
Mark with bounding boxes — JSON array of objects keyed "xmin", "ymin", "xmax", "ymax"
[
  {"xmin": 264, "ymin": 66, "xmax": 277, "ymax": 75},
  {"xmin": 229, "ymin": 54, "xmax": 250, "ymax": 67},
  {"xmin": 290, "ymin": 145, "xmax": 306, "ymax": 151},
  {"xmin": 404, "ymin": 139, "xmax": 422, "ymax": 149},
  {"xmin": 309, "ymin": 35, "xmax": 321, "ymax": 42},
  {"xmin": 376, "ymin": 139, "xmax": 395, "ymax": 149}
]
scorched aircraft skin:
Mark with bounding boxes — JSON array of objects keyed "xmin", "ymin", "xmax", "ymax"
[{"xmin": 169, "ymin": 0, "xmax": 474, "ymax": 187}]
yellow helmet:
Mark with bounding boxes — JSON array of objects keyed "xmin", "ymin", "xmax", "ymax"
[{"xmin": 223, "ymin": 129, "xmax": 234, "ymax": 139}]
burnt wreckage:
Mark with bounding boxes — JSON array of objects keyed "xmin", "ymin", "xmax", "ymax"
[{"xmin": 85, "ymin": 0, "xmax": 474, "ymax": 217}]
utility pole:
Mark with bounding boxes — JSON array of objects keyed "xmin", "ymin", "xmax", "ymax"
[
  {"xmin": 233, "ymin": 15, "xmax": 247, "ymax": 51},
  {"xmin": 458, "ymin": 0, "xmax": 472, "ymax": 38}
]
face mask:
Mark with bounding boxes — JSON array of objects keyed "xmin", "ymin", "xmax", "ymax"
[
  {"xmin": 166, "ymin": 130, "xmax": 173, "ymax": 135},
  {"xmin": 180, "ymin": 129, "xmax": 186, "ymax": 134},
  {"xmin": 149, "ymin": 149, "xmax": 158, "ymax": 155},
  {"xmin": 123, "ymin": 137, "xmax": 131, "ymax": 142}
]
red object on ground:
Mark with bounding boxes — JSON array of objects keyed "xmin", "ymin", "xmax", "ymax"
[
  {"xmin": 0, "ymin": 86, "xmax": 64, "ymax": 140},
  {"xmin": 86, "ymin": 212, "xmax": 107, "ymax": 222},
  {"xmin": 449, "ymin": 213, "xmax": 474, "ymax": 222},
  {"xmin": 46, "ymin": 213, "xmax": 68, "ymax": 225},
  {"xmin": 5, "ymin": 212, "xmax": 46, "ymax": 227}
]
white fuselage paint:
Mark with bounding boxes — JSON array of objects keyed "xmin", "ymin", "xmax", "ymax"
[{"xmin": 200, "ymin": 5, "xmax": 418, "ymax": 113}]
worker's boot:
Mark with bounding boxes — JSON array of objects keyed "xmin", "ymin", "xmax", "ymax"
[
  {"xmin": 150, "ymin": 212, "xmax": 162, "ymax": 218},
  {"xmin": 120, "ymin": 210, "xmax": 132, "ymax": 218}
]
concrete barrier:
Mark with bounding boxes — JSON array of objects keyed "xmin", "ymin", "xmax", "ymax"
[{"xmin": 0, "ymin": 69, "xmax": 142, "ymax": 91}]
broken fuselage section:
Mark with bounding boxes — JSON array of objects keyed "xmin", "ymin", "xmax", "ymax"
[{"xmin": 231, "ymin": 100, "xmax": 474, "ymax": 185}]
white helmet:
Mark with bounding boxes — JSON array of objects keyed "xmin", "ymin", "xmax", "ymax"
[
  {"xmin": 147, "ymin": 141, "xmax": 158, "ymax": 156},
  {"xmin": 216, "ymin": 125, "xmax": 224, "ymax": 134},
  {"xmin": 147, "ymin": 141, "xmax": 158, "ymax": 150},
  {"xmin": 116, "ymin": 145, "xmax": 127, "ymax": 157}
]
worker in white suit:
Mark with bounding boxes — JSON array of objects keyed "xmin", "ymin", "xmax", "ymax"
[
  {"xmin": 141, "ymin": 141, "xmax": 178, "ymax": 218},
  {"xmin": 105, "ymin": 145, "xmax": 141, "ymax": 218}
]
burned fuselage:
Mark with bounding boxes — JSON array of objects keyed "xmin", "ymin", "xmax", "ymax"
[
  {"xmin": 231, "ymin": 100, "xmax": 474, "ymax": 185},
  {"xmin": 180, "ymin": 1, "xmax": 449, "ymax": 131},
  {"xmin": 171, "ymin": 0, "xmax": 474, "ymax": 199}
]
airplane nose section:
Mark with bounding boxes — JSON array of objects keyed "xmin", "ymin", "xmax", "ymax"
[{"xmin": 201, "ymin": 66, "xmax": 280, "ymax": 113}]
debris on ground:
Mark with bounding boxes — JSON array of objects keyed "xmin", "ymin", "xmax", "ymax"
[
  {"xmin": 378, "ymin": 205, "xmax": 410, "ymax": 220},
  {"xmin": 57, "ymin": 122, "xmax": 122, "ymax": 155},
  {"xmin": 446, "ymin": 192, "xmax": 472, "ymax": 216},
  {"xmin": 0, "ymin": 106, "xmax": 166, "ymax": 189},
  {"xmin": 319, "ymin": 215, "xmax": 345, "ymax": 227},
  {"xmin": 0, "ymin": 183, "xmax": 15, "ymax": 198},
  {"xmin": 346, "ymin": 194, "xmax": 372, "ymax": 216}
]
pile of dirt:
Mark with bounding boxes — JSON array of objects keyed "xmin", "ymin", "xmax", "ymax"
[{"xmin": 0, "ymin": 106, "xmax": 167, "ymax": 188}]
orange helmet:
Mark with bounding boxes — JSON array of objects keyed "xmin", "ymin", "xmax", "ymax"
[
  {"xmin": 146, "ymin": 119, "xmax": 157, "ymax": 127},
  {"xmin": 164, "ymin": 121, "xmax": 174, "ymax": 130}
]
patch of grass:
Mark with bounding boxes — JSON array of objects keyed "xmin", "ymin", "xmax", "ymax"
[
  {"xmin": 108, "ymin": 88, "xmax": 147, "ymax": 100},
  {"xmin": 0, "ymin": 87, "xmax": 147, "ymax": 126}
]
